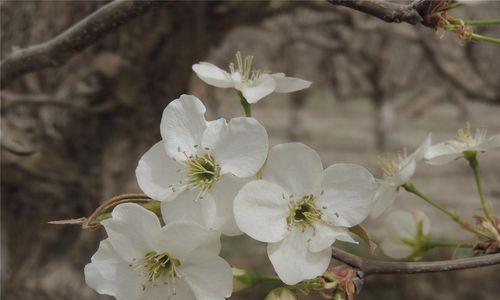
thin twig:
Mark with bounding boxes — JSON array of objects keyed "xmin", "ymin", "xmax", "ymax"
[
  {"xmin": 0, "ymin": 0, "xmax": 165, "ymax": 87},
  {"xmin": 332, "ymin": 248, "xmax": 500, "ymax": 275}
]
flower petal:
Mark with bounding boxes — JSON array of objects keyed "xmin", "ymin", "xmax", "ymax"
[
  {"xmin": 234, "ymin": 180, "xmax": 289, "ymax": 243},
  {"xmin": 241, "ymin": 74, "xmax": 276, "ymax": 104},
  {"xmin": 180, "ymin": 250, "xmax": 233, "ymax": 299},
  {"xmin": 386, "ymin": 210, "xmax": 418, "ymax": 239},
  {"xmin": 395, "ymin": 134, "xmax": 431, "ymax": 184},
  {"xmin": 154, "ymin": 221, "xmax": 221, "ymax": 263},
  {"xmin": 84, "ymin": 239, "xmax": 143, "ymax": 300},
  {"xmin": 267, "ymin": 228, "xmax": 331, "ymax": 285},
  {"xmin": 271, "ymin": 73, "xmax": 312, "ymax": 93},
  {"xmin": 479, "ymin": 134, "xmax": 500, "ymax": 151},
  {"xmin": 424, "ymin": 141, "xmax": 463, "ymax": 165},
  {"xmin": 380, "ymin": 237, "xmax": 412, "ymax": 259},
  {"xmin": 263, "ymin": 143, "xmax": 323, "ymax": 197},
  {"xmin": 143, "ymin": 278, "xmax": 195, "ymax": 300},
  {"xmin": 202, "ymin": 117, "xmax": 268, "ymax": 178},
  {"xmin": 317, "ymin": 163, "xmax": 377, "ymax": 227},
  {"xmin": 370, "ymin": 180, "xmax": 398, "ymax": 218},
  {"xmin": 161, "ymin": 95, "xmax": 207, "ymax": 162},
  {"xmin": 101, "ymin": 203, "xmax": 162, "ymax": 262},
  {"xmin": 308, "ymin": 223, "xmax": 356, "ymax": 253},
  {"xmin": 161, "ymin": 189, "xmax": 216, "ymax": 230},
  {"xmin": 192, "ymin": 62, "xmax": 233, "ymax": 88},
  {"xmin": 136, "ymin": 141, "xmax": 186, "ymax": 201},
  {"xmin": 210, "ymin": 174, "xmax": 248, "ymax": 236}
]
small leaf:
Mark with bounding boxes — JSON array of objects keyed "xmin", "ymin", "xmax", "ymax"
[{"xmin": 348, "ymin": 225, "xmax": 377, "ymax": 253}]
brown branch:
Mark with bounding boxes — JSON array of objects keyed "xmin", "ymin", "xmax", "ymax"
[
  {"xmin": 332, "ymin": 248, "xmax": 500, "ymax": 276},
  {"xmin": 0, "ymin": 0, "xmax": 165, "ymax": 87},
  {"xmin": 327, "ymin": 0, "xmax": 432, "ymax": 26}
]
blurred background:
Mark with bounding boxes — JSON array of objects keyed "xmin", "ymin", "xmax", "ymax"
[{"xmin": 1, "ymin": 1, "xmax": 499, "ymax": 299}]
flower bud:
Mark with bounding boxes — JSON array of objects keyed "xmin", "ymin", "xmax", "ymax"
[{"xmin": 265, "ymin": 288, "xmax": 297, "ymax": 300}]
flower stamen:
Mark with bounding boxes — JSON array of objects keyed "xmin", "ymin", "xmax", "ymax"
[
  {"xmin": 287, "ymin": 194, "xmax": 322, "ymax": 229},
  {"xmin": 228, "ymin": 51, "xmax": 266, "ymax": 84},
  {"xmin": 184, "ymin": 153, "xmax": 221, "ymax": 201}
]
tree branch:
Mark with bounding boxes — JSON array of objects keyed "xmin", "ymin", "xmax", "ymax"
[
  {"xmin": 332, "ymin": 248, "xmax": 500, "ymax": 276},
  {"xmin": 0, "ymin": 0, "xmax": 165, "ymax": 87},
  {"xmin": 327, "ymin": 0, "xmax": 432, "ymax": 26}
]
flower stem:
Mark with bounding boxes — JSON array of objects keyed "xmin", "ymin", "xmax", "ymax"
[
  {"xmin": 402, "ymin": 182, "xmax": 483, "ymax": 237},
  {"xmin": 464, "ymin": 19, "xmax": 500, "ymax": 26},
  {"xmin": 469, "ymin": 33, "xmax": 500, "ymax": 45},
  {"xmin": 237, "ymin": 91, "xmax": 252, "ymax": 117},
  {"xmin": 464, "ymin": 151, "xmax": 495, "ymax": 224},
  {"xmin": 442, "ymin": 24, "xmax": 500, "ymax": 45}
]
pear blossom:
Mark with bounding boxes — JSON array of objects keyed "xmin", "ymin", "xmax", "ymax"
[
  {"xmin": 425, "ymin": 124, "xmax": 500, "ymax": 165},
  {"xmin": 84, "ymin": 203, "xmax": 232, "ymax": 300},
  {"xmin": 371, "ymin": 134, "xmax": 431, "ymax": 218},
  {"xmin": 192, "ymin": 52, "xmax": 311, "ymax": 104},
  {"xmin": 380, "ymin": 210, "xmax": 430, "ymax": 259},
  {"xmin": 135, "ymin": 94, "xmax": 268, "ymax": 235},
  {"xmin": 233, "ymin": 143, "xmax": 377, "ymax": 285}
]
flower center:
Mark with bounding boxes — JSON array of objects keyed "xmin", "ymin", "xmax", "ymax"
[
  {"xmin": 457, "ymin": 122, "xmax": 473, "ymax": 144},
  {"xmin": 186, "ymin": 153, "xmax": 220, "ymax": 192},
  {"xmin": 228, "ymin": 51, "xmax": 265, "ymax": 84},
  {"xmin": 456, "ymin": 122, "xmax": 487, "ymax": 147},
  {"xmin": 287, "ymin": 194, "xmax": 321, "ymax": 229},
  {"xmin": 378, "ymin": 147, "xmax": 410, "ymax": 178},
  {"xmin": 142, "ymin": 251, "xmax": 180, "ymax": 284}
]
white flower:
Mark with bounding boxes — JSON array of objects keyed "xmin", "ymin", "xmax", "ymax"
[
  {"xmin": 425, "ymin": 124, "xmax": 500, "ymax": 165},
  {"xmin": 380, "ymin": 210, "xmax": 430, "ymax": 259},
  {"xmin": 84, "ymin": 203, "xmax": 232, "ymax": 300},
  {"xmin": 192, "ymin": 52, "xmax": 311, "ymax": 103},
  {"xmin": 135, "ymin": 94, "xmax": 268, "ymax": 235},
  {"xmin": 233, "ymin": 143, "xmax": 377, "ymax": 285},
  {"xmin": 371, "ymin": 134, "xmax": 431, "ymax": 218}
]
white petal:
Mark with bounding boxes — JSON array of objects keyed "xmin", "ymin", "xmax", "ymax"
[
  {"xmin": 161, "ymin": 95, "xmax": 207, "ymax": 162},
  {"xmin": 84, "ymin": 239, "xmax": 143, "ymax": 300},
  {"xmin": 101, "ymin": 203, "xmax": 162, "ymax": 262},
  {"xmin": 271, "ymin": 73, "xmax": 312, "ymax": 93},
  {"xmin": 161, "ymin": 190, "xmax": 216, "ymax": 230},
  {"xmin": 370, "ymin": 180, "xmax": 398, "ymax": 218},
  {"xmin": 395, "ymin": 134, "xmax": 431, "ymax": 184},
  {"xmin": 317, "ymin": 163, "xmax": 377, "ymax": 227},
  {"xmin": 380, "ymin": 237, "xmax": 412, "ymax": 259},
  {"xmin": 308, "ymin": 223, "xmax": 356, "ymax": 253},
  {"xmin": 263, "ymin": 143, "xmax": 323, "ymax": 197},
  {"xmin": 192, "ymin": 62, "xmax": 233, "ymax": 88},
  {"xmin": 202, "ymin": 117, "xmax": 268, "ymax": 178},
  {"xmin": 210, "ymin": 175, "xmax": 248, "ymax": 236},
  {"xmin": 425, "ymin": 140, "xmax": 463, "ymax": 165},
  {"xmin": 154, "ymin": 221, "xmax": 221, "ymax": 263},
  {"xmin": 136, "ymin": 141, "xmax": 186, "ymax": 201},
  {"xmin": 413, "ymin": 133, "xmax": 432, "ymax": 160},
  {"xmin": 180, "ymin": 250, "xmax": 233, "ymax": 299},
  {"xmin": 241, "ymin": 74, "xmax": 276, "ymax": 104},
  {"xmin": 386, "ymin": 210, "xmax": 418, "ymax": 239},
  {"xmin": 234, "ymin": 180, "xmax": 289, "ymax": 243},
  {"xmin": 267, "ymin": 228, "xmax": 331, "ymax": 285},
  {"xmin": 478, "ymin": 134, "xmax": 500, "ymax": 151},
  {"xmin": 143, "ymin": 278, "xmax": 195, "ymax": 300}
]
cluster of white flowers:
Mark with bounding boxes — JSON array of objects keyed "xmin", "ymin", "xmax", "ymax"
[{"xmin": 84, "ymin": 53, "xmax": 500, "ymax": 299}]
